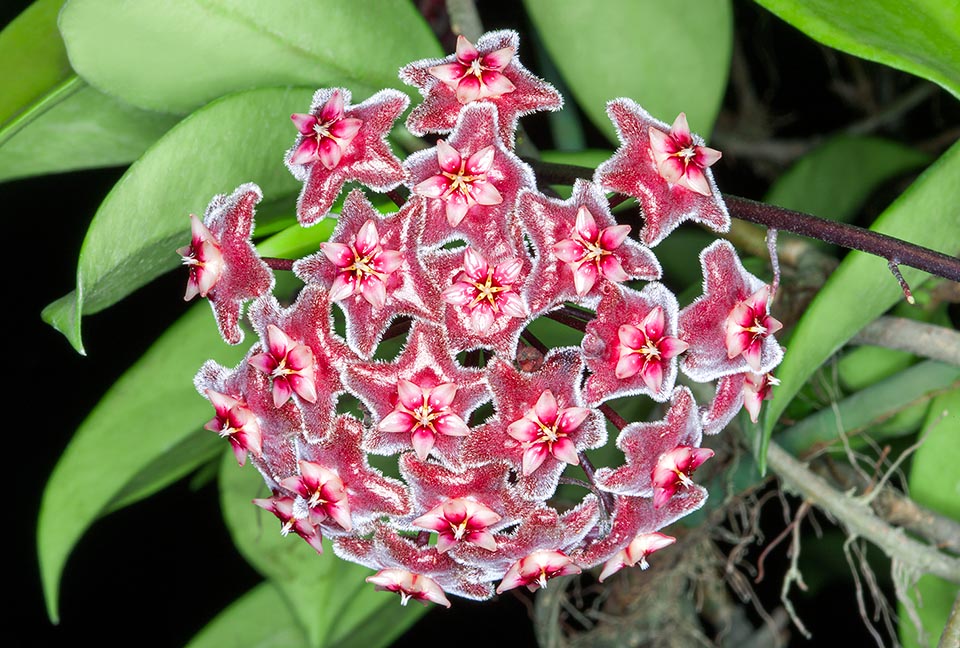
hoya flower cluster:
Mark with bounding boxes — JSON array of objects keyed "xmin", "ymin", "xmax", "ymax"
[{"xmin": 181, "ymin": 31, "xmax": 784, "ymax": 607}]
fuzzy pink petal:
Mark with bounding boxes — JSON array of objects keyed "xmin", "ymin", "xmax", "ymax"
[
  {"xmin": 429, "ymin": 62, "xmax": 466, "ymax": 85},
  {"xmin": 573, "ymin": 262, "xmax": 598, "ymax": 295},
  {"xmin": 354, "ymin": 219, "xmax": 380, "ymax": 254},
  {"xmin": 480, "ymin": 70, "xmax": 516, "ymax": 96},
  {"xmin": 434, "ymin": 413, "xmax": 470, "ymax": 437},
  {"xmin": 360, "ymin": 277, "xmax": 387, "ymax": 309},
  {"xmin": 640, "ymin": 361, "xmax": 664, "ymax": 393},
  {"xmin": 648, "ymin": 126, "xmax": 675, "ymax": 158},
  {"xmin": 291, "ymin": 113, "xmax": 317, "ymax": 135},
  {"xmin": 397, "ymin": 379, "xmax": 425, "ymax": 410},
  {"xmin": 521, "ymin": 444, "xmax": 549, "ymax": 476},
  {"xmin": 575, "ymin": 206, "xmax": 599, "ymax": 241},
  {"xmin": 599, "ymin": 224, "xmax": 631, "ymax": 250},
  {"xmin": 557, "ymin": 407, "xmax": 590, "ymax": 433},
  {"xmin": 552, "ymin": 239, "xmax": 585, "ymax": 263},
  {"xmin": 466, "ymin": 145, "xmax": 496, "ymax": 175},
  {"xmin": 551, "ymin": 437, "xmax": 580, "ymax": 466},
  {"xmin": 411, "ymin": 427, "xmax": 436, "ymax": 460},
  {"xmin": 319, "ymin": 90, "xmax": 345, "ymax": 123},
  {"xmin": 456, "ymin": 34, "xmax": 479, "ymax": 63},
  {"xmin": 658, "ymin": 156, "xmax": 685, "ymax": 184},
  {"xmin": 428, "ymin": 382, "xmax": 458, "ymax": 410},
  {"xmin": 695, "ymin": 146, "xmax": 722, "ymax": 167},
  {"xmin": 330, "ymin": 117, "xmax": 362, "ymax": 142},
  {"xmin": 494, "ymin": 257, "xmax": 523, "ymax": 285},
  {"xmin": 534, "ymin": 390, "xmax": 558, "ymax": 425},
  {"xmin": 320, "ymin": 241, "xmax": 354, "ymax": 267},
  {"xmin": 290, "ymin": 137, "xmax": 318, "ymax": 165},
  {"xmin": 618, "ymin": 324, "xmax": 645, "ymax": 351},
  {"xmin": 481, "ymin": 46, "xmax": 514, "ymax": 69},
  {"xmin": 599, "ymin": 255, "xmax": 629, "ymax": 283},
  {"xmin": 445, "ymin": 193, "xmax": 470, "ymax": 226},
  {"xmin": 317, "ymin": 136, "xmax": 343, "ymax": 170},
  {"xmin": 641, "ymin": 306, "xmax": 666, "ymax": 341},
  {"xmin": 328, "ymin": 273, "xmax": 357, "ymax": 302},
  {"xmin": 615, "ymin": 353, "xmax": 644, "ymax": 380},
  {"xmin": 659, "ymin": 336, "xmax": 689, "ymax": 359},
  {"xmin": 413, "ymin": 174, "xmax": 450, "ymax": 199},
  {"xmin": 683, "ymin": 165, "xmax": 711, "ymax": 196},
  {"xmin": 456, "ymin": 75, "xmax": 482, "ymax": 104},
  {"xmin": 671, "ymin": 112, "xmax": 691, "ymax": 143},
  {"xmin": 380, "ymin": 410, "xmax": 416, "ymax": 434},
  {"xmin": 470, "ymin": 180, "xmax": 503, "ymax": 206},
  {"xmin": 435, "ymin": 139, "xmax": 462, "ymax": 173},
  {"xmin": 462, "ymin": 247, "xmax": 489, "ymax": 280}
]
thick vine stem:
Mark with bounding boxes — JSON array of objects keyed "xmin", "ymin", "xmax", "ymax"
[
  {"xmin": 765, "ymin": 442, "xmax": 960, "ymax": 584},
  {"xmin": 525, "ymin": 159, "xmax": 960, "ymax": 283},
  {"xmin": 851, "ymin": 316, "xmax": 960, "ymax": 366}
]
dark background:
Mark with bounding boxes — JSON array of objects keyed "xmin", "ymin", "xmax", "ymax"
[{"xmin": 11, "ymin": 1, "xmax": 956, "ymax": 646}]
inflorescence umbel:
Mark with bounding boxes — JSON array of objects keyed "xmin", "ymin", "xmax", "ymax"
[{"xmin": 181, "ymin": 31, "xmax": 784, "ymax": 606}]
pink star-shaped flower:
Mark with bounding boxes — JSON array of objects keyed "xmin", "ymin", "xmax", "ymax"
[
  {"xmin": 202, "ymin": 389, "xmax": 263, "ymax": 467},
  {"xmin": 366, "ymin": 569, "xmax": 451, "ymax": 608},
  {"xmin": 648, "ymin": 112, "xmax": 722, "ymax": 196},
  {"xmin": 593, "ymin": 387, "xmax": 704, "ymax": 498},
  {"xmin": 744, "ymin": 371, "xmax": 780, "ymax": 424},
  {"xmin": 651, "ymin": 445, "xmax": 714, "ymax": 510},
  {"xmin": 248, "ymin": 323, "xmax": 319, "ymax": 407},
  {"xmin": 678, "ymin": 240, "xmax": 784, "ymax": 382},
  {"xmin": 496, "ymin": 549, "xmax": 581, "ymax": 593},
  {"xmin": 247, "ymin": 286, "xmax": 351, "ymax": 441},
  {"xmin": 595, "ymin": 99, "xmax": 729, "ymax": 247},
  {"xmin": 421, "ymin": 244, "xmax": 532, "ymax": 356},
  {"xmin": 177, "ymin": 183, "xmax": 274, "ymax": 344},
  {"xmin": 464, "ymin": 349, "xmax": 605, "ymax": 500},
  {"xmin": 412, "ymin": 498, "xmax": 502, "ymax": 553},
  {"xmin": 342, "ymin": 322, "xmax": 489, "ymax": 467},
  {"xmin": 294, "ymin": 191, "xmax": 442, "ymax": 358},
  {"xmin": 285, "ymin": 88, "xmax": 408, "ymax": 226},
  {"xmin": 404, "ymin": 103, "xmax": 535, "ymax": 253},
  {"xmin": 297, "ymin": 415, "xmax": 410, "ymax": 534},
  {"xmin": 335, "ymin": 523, "xmax": 494, "ymax": 601},
  {"xmin": 598, "ymin": 532, "xmax": 676, "ymax": 582},
  {"xmin": 581, "ymin": 282, "xmax": 686, "ymax": 405},
  {"xmin": 195, "ymin": 359, "xmax": 306, "ymax": 485},
  {"xmin": 252, "ymin": 494, "xmax": 326, "ymax": 554},
  {"xmin": 400, "ymin": 30, "xmax": 563, "ymax": 148},
  {"xmin": 516, "ymin": 180, "xmax": 661, "ymax": 313},
  {"xmin": 279, "ymin": 459, "xmax": 352, "ymax": 532}
]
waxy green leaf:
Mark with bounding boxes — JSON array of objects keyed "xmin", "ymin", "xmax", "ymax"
[
  {"xmin": 899, "ymin": 389, "xmax": 960, "ymax": 648},
  {"xmin": 59, "ymin": 0, "xmax": 442, "ymax": 113},
  {"xmin": 42, "ymin": 87, "xmax": 312, "ymax": 353},
  {"xmin": 219, "ymin": 453, "xmax": 426, "ymax": 648},
  {"xmin": 0, "ymin": 0, "xmax": 71, "ymax": 127},
  {"xmin": 186, "ymin": 582, "xmax": 307, "ymax": 648},
  {"xmin": 524, "ymin": 0, "xmax": 732, "ymax": 141},
  {"xmin": 37, "ymin": 305, "xmax": 245, "ymax": 623},
  {"xmin": 0, "ymin": 81, "xmax": 178, "ymax": 183},
  {"xmin": 754, "ymin": 0, "xmax": 960, "ymax": 98},
  {"xmin": 764, "ymin": 136, "xmax": 931, "ymax": 227},
  {"xmin": 760, "ymin": 142, "xmax": 960, "ymax": 472}
]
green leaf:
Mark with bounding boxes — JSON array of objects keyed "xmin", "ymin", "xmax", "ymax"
[
  {"xmin": 186, "ymin": 582, "xmax": 307, "ymax": 648},
  {"xmin": 41, "ymin": 86, "xmax": 312, "ymax": 353},
  {"xmin": 37, "ymin": 304, "xmax": 245, "ymax": 623},
  {"xmin": 759, "ymin": 142, "xmax": 960, "ymax": 473},
  {"xmin": 754, "ymin": 0, "xmax": 960, "ymax": 99},
  {"xmin": 0, "ymin": 0, "xmax": 71, "ymax": 127},
  {"xmin": 899, "ymin": 388, "xmax": 960, "ymax": 648},
  {"xmin": 220, "ymin": 453, "xmax": 427, "ymax": 647},
  {"xmin": 776, "ymin": 360, "xmax": 959, "ymax": 455},
  {"xmin": 0, "ymin": 81, "xmax": 179, "ymax": 183},
  {"xmin": 764, "ymin": 135, "xmax": 931, "ymax": 226},
  {"xmin": 58, "ymin": 0, "xmax": 442, "ymax": 113},
  {"xmin": 524, "ymin": 0, "xmax": 732, "ymax": 141}
]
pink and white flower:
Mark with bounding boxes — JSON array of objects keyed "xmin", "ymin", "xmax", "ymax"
[
  {"xmin": 652, "ymin": 446, "xmax": 714, "ymax": 510},
  {"xmin": 413, "ymin": 498, "xmax": 502, "ymax": 553},
  {"xmin": 648, "ymin": 112, "xmax": 722, "ymax": 196},
  {"xmin": 506, "ymin": 389, "xmax": 590, "ymax": 475},
  {"xmin": 552, "ymin": 206, "xmax": 632, "ymax": 295},
  {"xmin": 724, "ymin": 286, "xmax": 783, "ymax": 372},
  {"xmin": 179, "ymin": 214, "xmax": 225, "ymax": 301},
  {"xmin": 401, "ymin": 30, "xmax": 562, "ymax": 148},
  {"xmin": 598, "ymin": 532, "xmax": 676, "ymax": 582},
  {"xmin": 289, "ymin": 90, "xmax": 364, "ymax": 170},
  {"xmin": 743, "ymin": 372, "xmax": 780, "ymax": 423},
  {"xmin": 616, "ymin": 306, "xmax": 689, "ymax": 391},
  {"xmin": 203, "ymin": 390, "xmax": 262, "ymax": 466},
  {"xmin": 596, "ymin": 99, "xmax": 729, "ymax": 247},
  {"xmin": 280, "ymin": 460, "xmax": 352, "ymax": 532},
  {"xmin": 496, "ymin": 550, "xmax": 581, "ymax": 593},
  {"xmin": 320, "ymin": 218, "xmax": 402, "ymax": 309},
  {"xmin": 366, "ymin": 569, "xmax": 452, "ymax": 608},
  {"xmin": 442, "ymin": 248, "xmax": 526, "ymax": 333},
  {"xmin": 379, "ymin": 379, "xmax": 470, "ymax": 461},
  {"xmin": 253, "ymin": 495, "xmax": 325, "ymax": 554},
  {"xmin": 429, "ymin": 35, "xmax": 516, "ymax": 104},
  {"xmin": 178, "ymin": 184, "xmax": 274, "ymax": 345},
  {"xmin": 248, "ymin": 324, "xmax": 318, "ymax": 407},
  {"xmin": 285, "ymin": 88, "xmax": 408, "ymax": 225},
  {"xmin": 414, "ymin": 139, "xmax": 503, "ymax": 227}
]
